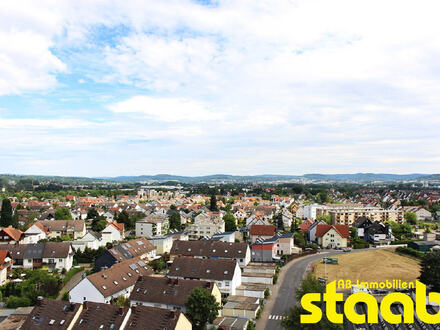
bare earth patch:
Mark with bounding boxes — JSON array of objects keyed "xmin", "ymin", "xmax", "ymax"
[{"xmin": 313, "ymin": 249, "xmax": 420, "ymax": 284}]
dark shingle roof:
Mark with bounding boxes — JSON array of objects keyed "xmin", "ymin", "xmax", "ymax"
[
  {"xmin": 21, "ymin": 298, "xmax": 81, "ymax": 330},
  {"xmin": 170, "ymin": 240, "xmax": 247, "ymax": 259},
  {"xmin": 129, "ymin": 276, "xmax": 215, "ymax": 306},
  {"xmin": 168, "ymin": 257, "xmax": 237, "ymax": 281},
  {"xmin": 125, "ymin": 306, "xmax": 181, "ymax": 330},
  {"xmin": 72, "ymin": 301, "xmax": 128, "ymax": 329}
]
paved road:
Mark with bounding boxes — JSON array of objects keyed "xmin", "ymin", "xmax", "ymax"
[
  {"xmin": 259, "ymin": 251, "xmax": 341, "ymax": 330},
  {"xmin": 259, "ymin": 248, "xmax": 379, "ymax": 330}
]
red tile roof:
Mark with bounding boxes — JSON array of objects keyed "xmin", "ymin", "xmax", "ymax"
[
  {"xmin": 1, "ymin": 227, "xmax": 23, "ymax": 241},
  {"xmin": 111, "ymin": 222, "xmax": 124, "ymax": 233},
  {"xmin": 315, "ymin": 225, "xmax": 350, "ymax": 238},
  {"xmin": 0, "ymin": 250, "xmax": 10, "ymax": 266},
  {"xmin": 300, "ymin": 219, "xmax": 314, "ymax": 232},
  {"xmin": 250, "ymin": 225, "xmax": 276, "ymax": 236}
]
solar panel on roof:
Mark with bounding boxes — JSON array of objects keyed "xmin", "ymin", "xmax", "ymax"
[
  {"xmin": 137, "ymin": 260, "xmax": 146, "ymax": 267},
  {"xmin": 129, "ymin": 264, "xmax": 138, "ymax": 270}
]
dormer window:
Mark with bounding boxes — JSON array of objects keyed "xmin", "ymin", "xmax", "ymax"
[
  {"xmin": 122, "ymin": 277, "xmax": 127, "ymax": 281},
  {"xmin": 127, "ymin": 272, "xmax": 132, "ymax": 277},
  {"xmin": 102, "ymin": 285, "xmax": 107, "ymax": 290},
  {"xmin": 113, "ymin": 281, "xmax": 118, "ymax": 285}
]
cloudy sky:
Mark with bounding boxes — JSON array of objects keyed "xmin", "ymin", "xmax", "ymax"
[{"xmin": 1, "ymin": 0, "xmax": 439, "ymax": 177}]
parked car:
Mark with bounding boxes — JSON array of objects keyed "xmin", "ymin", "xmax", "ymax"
[{"xmin": 343, "ymin": 247, "xmax": 352, "ymax": 252}]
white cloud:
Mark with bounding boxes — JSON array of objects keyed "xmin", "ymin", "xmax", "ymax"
[{"xmin": 109, "ymin": 96, "xmax": 223, "ymax": 122}]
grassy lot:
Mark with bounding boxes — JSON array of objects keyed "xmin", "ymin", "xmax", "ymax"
[{"xmin": 312, "ymin": 249, "xmax": 420, "ymax": 284}]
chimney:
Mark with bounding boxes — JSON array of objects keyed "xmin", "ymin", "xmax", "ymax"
[
  {"xmin": 70, "ymin": 303, "xmax": 76, "ymax": 311},
  {"xmin": 36, "ymin": 296, "xmax": 44, "ymax": 306},
  {"xmin": 118, "ymin": 307, "xmax": 124, "ymax": 316},
  {"xmin": 169, "ymin": 311, "xmax": 176, "ymax": 319},
  {"xmin": 131, "ymin": 306, "xmax": 136, "ymax": 313},
  {"xmin": 138, "ymin": 275, "xmax": 143, "ymax": 282},
  {"xmin": 83, "ymin": 301, "xmax": 88, "ymax": 310}
]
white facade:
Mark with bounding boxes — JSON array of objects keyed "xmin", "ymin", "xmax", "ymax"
[
  {"xmin": 148, "ymin": 236, "xmax": 173, "ymax": 255},
  {"xmin": 70, "ymin": 278, "xmax": 105, "ymax": 303},
  {"xmin": 72, "ymin": 232, "xmax": 103, "ymax": 252},
  {"xmin": 136, "ymin": 220, "xmax": 166, "ymax": 238},
  {"xmin": 303, "ymin": 204, "xmax": 320, "ymax": 220},
  {"xmin": 101, "ymin": 224, "xmax": 123, "ymax": 245},
  {"xmin": 23, "ymin": 224, "xmax": 47, "ymax": 244}
]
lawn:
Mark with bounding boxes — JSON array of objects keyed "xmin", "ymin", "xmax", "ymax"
[{"xmin": 312, "ymin": 249, "xmax": 420, "ymax": 285}]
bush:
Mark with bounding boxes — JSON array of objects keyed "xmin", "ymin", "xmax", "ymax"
[
  {"xmin": 256, "ymin": 304, "xmax": 264, "ymax": 319},
  {"xmin": 6, "ymin": 296, "xmax": 31, "ymax": 308},
  {"xmin": 264, "ymin": 288, "xmax": 270, "ymax": 299},
  {"xmin": 395, "ymin": 247, "xmax": 424, "ymax": 259},
  {"xmin": 61, "ymin": 291, "xmax": 69, "ymax": 301},
  {"xmin": 247, "ymin": 320, "xmax": 255, "ymax": 330},
  {"xmin": 273, "ymin": 273, "xmax": 279, "ymax": 284}
]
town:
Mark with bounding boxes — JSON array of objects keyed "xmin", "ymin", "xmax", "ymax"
[{"xmin": 0, "ymin": 176, "xmax": 439, "ymax": 329}]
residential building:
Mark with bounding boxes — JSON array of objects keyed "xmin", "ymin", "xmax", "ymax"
[
  {"xmin": 315, "ymin": 204, "xmax": 403, "ymax": 225},
  {"xmin": 125, "ymin": 305, "xmax": 192, "ymax": 330},
  {"xmin": 0, "ymin": 227, "xmax": 23, "ymax": 244},
  {"xmin": 21, "ymin": 298, "xmax": 82, "ymax": 330},
  {"xmin": 222, "ymin": 296, "xmax": 260, "ymax": 319},
  {"xmin": 23, "ymin": 222, "xmax": 48, "ymax": 244},
  {"xmin": 101, "ymin": 222, "xmax": 125, "ymax": 245},
  {"xmin": 300, "ymin": 218, "xmax": 314, "ymax": 233},
  {"xmin": 170, "ymin": 240, "xmax": 251, "ymax": 268},
  {"xmin": 94, "ymin": 237, "xmax": 156, "ymax": 272},
  {"xmin": 250, "ymin": 236, "xmax": 278, "ymax": 262},
  {"xmin": 315, "ymin": 224, "xmax": 350, "ymax": 248},
  {"xmin": 72, "ymin": 301, "xmax": 129, "ymax": 329},
  {"xmin": 187, "ymin": 212, "xmax": 225, "ymax": 240},
  {"xmin": 0, "ymin": 242, "xmax": 74, "ymax": 271},
  {"xmin": 168, "ymin": 257, "xmax": 242, "ymax": 297},
  {"xmin": 71, "ymin": 231, "xmax": 104, "ymax": 252},
  {"xmin": 0, "ymin": 250, "xmax": 13, "ymax": 285},
  {"xmin": 33, "ymin": 220, "xmax": 86, "ymax": 239},
  {"xmin": 135, "ymin": 213, "xmax": 169, "ymax": 238},
  {"xmin": 210, "ymin": 231, "xmax": 236, "ymax": 243},
  {"xmin": 148, "ymin": 235, "xmax": 173, "ymax": 255},
  {"xmin": 70, "ymin": 257, "xmax": 154, "ymax": 304},
  {"xmin": 303, "ymin": 204, "xmax": 320, "ymax": 220},
  {"xmin": 276, "ymin": 232, "xmax": 298, "ymax": 255},
  {"xmin": 129, "ymin": 276, "xmax": 221, "ymax": 312},
  {"xmin": 249, "ymin": 225, "xmax": 276, "ymax": 243}
]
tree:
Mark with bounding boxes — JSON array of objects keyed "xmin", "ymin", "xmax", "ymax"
[
  {"xmin": 184, "ymin": 287, "xmax": 221, "ymax": 330},
  {"xmin": 294, "ymin": 231, "xmax": 306, "ymax": 248},
  {"xmin": 389, "ymin": 222, "xmax": 412, "ymax": 240},
  {"xmin": 419, "ymin": 252, "xmax": 440, "ymax": 292},
  {"xmin": 316, "ymin": 214, "xmax": 331, "ymax": 225},
  {"xmin": 404, "ymin": 212, "xmax": 417, "ymax": 225},
  {"xmin": 0, "ymin": 198, "xmax": 13, "ymax": 227},
  {"xmin": 281, "ymin": 274, "xmax": 342, "ymax": 330},
  {"xmin": 87, "ymin": 208, "xmax": 99, "ymax": 220},
  {"xmin": 169, "ymin": 212, "xmax": 181, "ymax": 230},
  {"xmin": 210, "ymin": 194, "xmax": 218, "ymax": 212},
  {"xmin": 92, "ymin": 219, "xmax": 107, "ymax": 232},
  {"xmin": 116, "ymin": 295, "xmax": 130, "ymax": 306},
  {"xmin": 55, "ymin": 207, "xmax": 73, "ymax": 220},
  {"xmin": 223, "ymin": 213, "xmax": 237, "ymax": 232},
  {"xmin": 349, "ymin": 227, "xmax": 358, "ymax": 240}
]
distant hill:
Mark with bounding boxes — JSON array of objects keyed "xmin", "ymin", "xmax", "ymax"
[
  {"xmin": 302, "ymin": 173, "xmax": 428, "ymax": 182},
  {"xmin": 1, "ymin": 172, "xmax": 438, "ymax": 185},
  {"xmin": 105, "ymin": 173, "xmax": 434, "ymax": 183}
]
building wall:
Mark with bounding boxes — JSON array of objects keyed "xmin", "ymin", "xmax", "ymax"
[
  {"xmin": 70, "ymin": 278, "xmax": 105, "ymax": 303},
  {"xmin": 318, "ymin": 228, "xmax": 347, "ymax": 248},
  {"xmin": 175, "ymin": 313, "xmax": 193, "ymax": 330}
]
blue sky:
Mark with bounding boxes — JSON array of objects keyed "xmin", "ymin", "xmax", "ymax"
[{"xmin": 0, "ymin": 0, "xmax": 439, "ymax": 177}]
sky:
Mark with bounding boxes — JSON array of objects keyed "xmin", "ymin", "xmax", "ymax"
[{"xmin": 0, "ymin": 0, "xmax": 440, "ymax": 177}]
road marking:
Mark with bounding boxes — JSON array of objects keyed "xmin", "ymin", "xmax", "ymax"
[{"xmin": 269, "ymin": 315, "xmax": 285, "ymax": 321}]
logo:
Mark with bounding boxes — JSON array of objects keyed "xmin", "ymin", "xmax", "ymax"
[{"xmin": 300, "ymin": 280, "xmax": 440, "ymax": 324}]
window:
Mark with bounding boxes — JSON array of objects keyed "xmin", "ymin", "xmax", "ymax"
[
  {"xmin": 225, "ymin": 281, "xmax": 230, "ymax": 287},
  {"xmin": 59, "ymin": 259, "xmax": 63, "ymax": 262}
]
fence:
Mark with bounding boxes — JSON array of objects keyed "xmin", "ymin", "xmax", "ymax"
[{"xmin": 283, "ymin": 249, "xmax": 318, "ymax": 265}]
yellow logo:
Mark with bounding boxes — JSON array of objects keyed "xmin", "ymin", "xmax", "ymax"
[{"xmin": 300, "ymin": 280, "xmax": 440, "ymax": 324}]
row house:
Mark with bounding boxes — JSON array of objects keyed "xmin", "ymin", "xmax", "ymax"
[
  {"xmin": 129, "ymin": 276, "xmax": 221, "ymax": 313},
  {"xmin": 21, "ymin": 298, "xmax": 191, "ymax": 330},
  {"xmin": 70, "ymin": 257, "xmax": 154, "ymax": 304},
  {"xmin": 170, "ymin": 240, "xmax": 251, "ymax": 268},
  {"xmin": 27, "ymin": 220, "xmax": 86, "ymax": 240},
  {"xmin": 168, "ymin": 257, "xmax": 242, "ymax": 298},
  {"xmin": 0, "ymin": 242, "xmax": 74, "ymax": 271},
  {"xmin": 94, "ymin": 238, "xmax": 156, "ymax": 272}
]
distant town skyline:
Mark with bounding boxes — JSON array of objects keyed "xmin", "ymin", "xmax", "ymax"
[{"xmin": 1, "ymin": 1, "xmax": 439, "ymax": 176}]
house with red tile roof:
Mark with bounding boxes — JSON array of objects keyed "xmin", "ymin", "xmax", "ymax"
[
  {"xmin": 300, "ymin": 218, "xmax": 314, "ymax": 233},
  {"xmin": 315, "ymin": 224, "xmax": 350, "ymax": 248},
  {"xmin": 249, "ymin": 225, "xmax": 276, "ymax": 243},
  {"xmin": 0, "ymin": 227, "xmax": 24, "ymax": 244}
]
